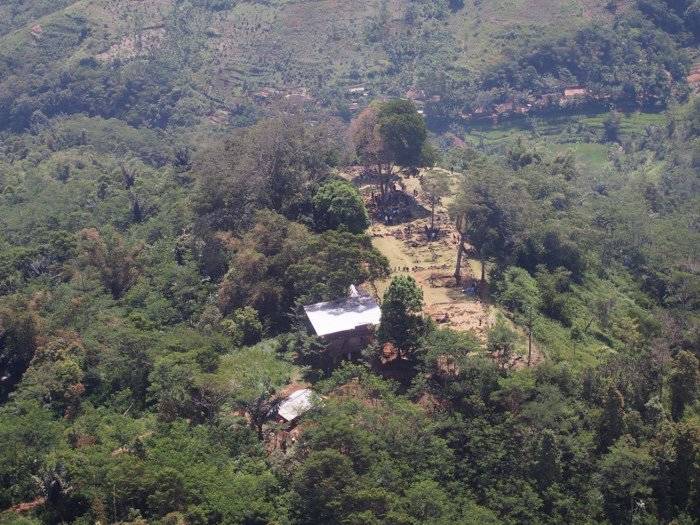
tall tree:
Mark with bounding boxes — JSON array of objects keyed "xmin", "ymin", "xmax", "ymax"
[
  {"xmin": 378, "ymin": 275, "xmax": 425, "ymax": 354},
  {"xmin": 487, "ymin": 316, "xmax": 520, "ymax": 372},
  {"xmin": 76, "ymin": 228, "xmax": 143, "ymax": 299},
  {"xmin": 351, "ymin": 100, "xmax": 427, "ymax": 196},
  {"xmin": 452, "ymin": 197, "xmax": 470, "ymax": 286},
  {"xmin": 533, "ymin": 429, "xmax": 561, "ymax": 515},
  {"xmin": 292, "ymin": 449, "xmax": 357, "ymax": 525},
  {"xmin": 238, "ymin": 380, "xmax": 278, "ymax": 441},
  {"xmin": 0, "ymin": 401, "xmax": 61, "ymax": 509},
  {"xmin": 602, "ymin": 111, "xmax": 622, "ymax": 143},
  {"xmin": 218, "ymin": 211, "xmax": 388, "ymax": 328},
  {"xmin": 598, "ymin": 386, "xmax": 626, "ymax": 451},
  {"xmin": 598, "ymin": 438, "xmax": 654, "ymax": 525},
  {"xmin": 669, "ymin": 350, "xmax": 699, "ymax": 421},
  {"xmin": 421, "ymin": 169, "xmax": 451, "ymax": 232},
  {"xmin": 669, "ymin": 423, "xmax": 700, "ymax": 515},
  {"xmin": 376, "ymin": 99, "xmax": 427, "ymax": 169},
  {"xmin": 450, "ymin": 165, "xmax": 531, "ymax": 285},
  {"xmin": 533, "ymin": 430, "xmax": 561, "ymax": 492},
  {"xmin": 194, "ymin": 116, "xmax": 342, "ymax": 231},
  {"xmin": 0, "ymin": 305, "xmax": 38, "ymax": 402},
  {"xmin": 496, "ymin": 267, "xmax": 542, "ymax": 365}
]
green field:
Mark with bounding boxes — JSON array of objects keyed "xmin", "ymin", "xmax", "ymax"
[
  {"xmin": 464, "ymin": 111, "xmax": 665, "ymax": 142},
  {"xmin": 458, "ymin": 110, "xmax": 666, "ymax": 170}
]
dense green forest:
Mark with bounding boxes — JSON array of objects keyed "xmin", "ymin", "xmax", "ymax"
[{"xmin": 1, "ymin": 1, "xmax": 699, "ymax": 524}]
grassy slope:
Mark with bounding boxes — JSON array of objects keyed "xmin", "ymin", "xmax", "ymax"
[
  {"xmin": 199, "ymin": 0, "xmax": 616, "ymax": 97},
  {"xmin": 452, "ymin": 0, "xmax": 618, "ymax": 68},
  {"xmin": 0, "ymin": 1, "xmax": 111, "ymax": 81},
  {"xmin": 0, "ymin": 0, "xmax": 615, "ymax": 104},
  {"xmin": 0, "ymin": 0, "xmax": 78, "ymax": 37},
  {"xmin": 461, "ymin": 110, "xmax": 666, "ymax": 171}
]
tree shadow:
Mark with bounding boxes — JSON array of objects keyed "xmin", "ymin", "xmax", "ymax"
[{"xmin": 370, "ymin": 190, "xmax": 430, "ymax": 225}]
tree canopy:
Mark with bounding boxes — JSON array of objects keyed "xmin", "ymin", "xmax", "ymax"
[
  {"xmin": 0, "ymin": 3, "xmax": 698, "ymax": 524},
  {"xmin": 312, "ymin": 179, "xmax": 371, "ymax": 234}
]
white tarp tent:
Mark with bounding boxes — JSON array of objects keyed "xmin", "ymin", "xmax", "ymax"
[{"xmin": 277, "ymin": 389, "xmax": 316, "ymax": 422}]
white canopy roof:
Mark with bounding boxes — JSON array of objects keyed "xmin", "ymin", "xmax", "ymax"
[{"xmin": 303, "ymin": 294, "xmax": 381, "ymax": 337}]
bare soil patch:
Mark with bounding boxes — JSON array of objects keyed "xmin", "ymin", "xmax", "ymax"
[
  {"xmin": 348, "ymin": 168, "xmax": 495, "ymax": 339},
  {"xmin": 346, "ymin": 167, "xmax": 545, "ymax": 367},
  {"xmin": 688, "ymin": 61, "xmax": 700, "ymax": 93}
]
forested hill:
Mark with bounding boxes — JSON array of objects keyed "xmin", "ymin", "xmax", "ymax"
[
  {"xmin": 0, "ymin": 1, "xmax": 77, "ymax": 37},
  {"xmin": 1, "ymin": 1, "xmax": 699, "ymax": 524},
  {"xmin": 0, "ymin": 0, "xmax": 697, "ymax": 132}
]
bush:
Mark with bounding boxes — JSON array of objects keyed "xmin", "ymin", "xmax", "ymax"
[{"xmin": 312, "ymin": 179, "xmax": 370, "ymax": 234}]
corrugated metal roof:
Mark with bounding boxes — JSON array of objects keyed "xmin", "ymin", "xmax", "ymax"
[
  {"xmin": 277, "ymin": 389, "xmax": 316, "ymax": 422},
  {"xmin": 303, "ymin": 294, "xmax": 381, "ymax": 337}
]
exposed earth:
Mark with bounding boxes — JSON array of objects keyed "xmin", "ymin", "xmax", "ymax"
[{"xmin": 343, "ymin": 167, "xmax": 545, "ymax": 367}]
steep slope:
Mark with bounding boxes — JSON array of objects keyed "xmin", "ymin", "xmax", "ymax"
[
  {"xmin": 0, "ymin": 0, "xmax": 620, "ymax": 131},
  {"xmin": 0, "ymin": 0, "xmax": 78, "ymax": 37},
  {"xmin": 0, "ymin": 0, "xmax": 694, "ymax": 133}
]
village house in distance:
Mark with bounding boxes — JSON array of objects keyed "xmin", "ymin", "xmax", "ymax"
[{"xmin": 303, "ymin": 285, "xmax": 381, "ymax": 361}]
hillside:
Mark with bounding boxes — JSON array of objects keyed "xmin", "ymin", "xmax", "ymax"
[
  {"xmin": 2, "ymin": 0, "xmax": 683, "ymax": 131},
  {"xmin": 0, "ymin": 1, "xmax": 699, "ymax": 524},
  {"xmin": 4, "ymin": 0, "xmax": 617, "ymax": 82}
]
